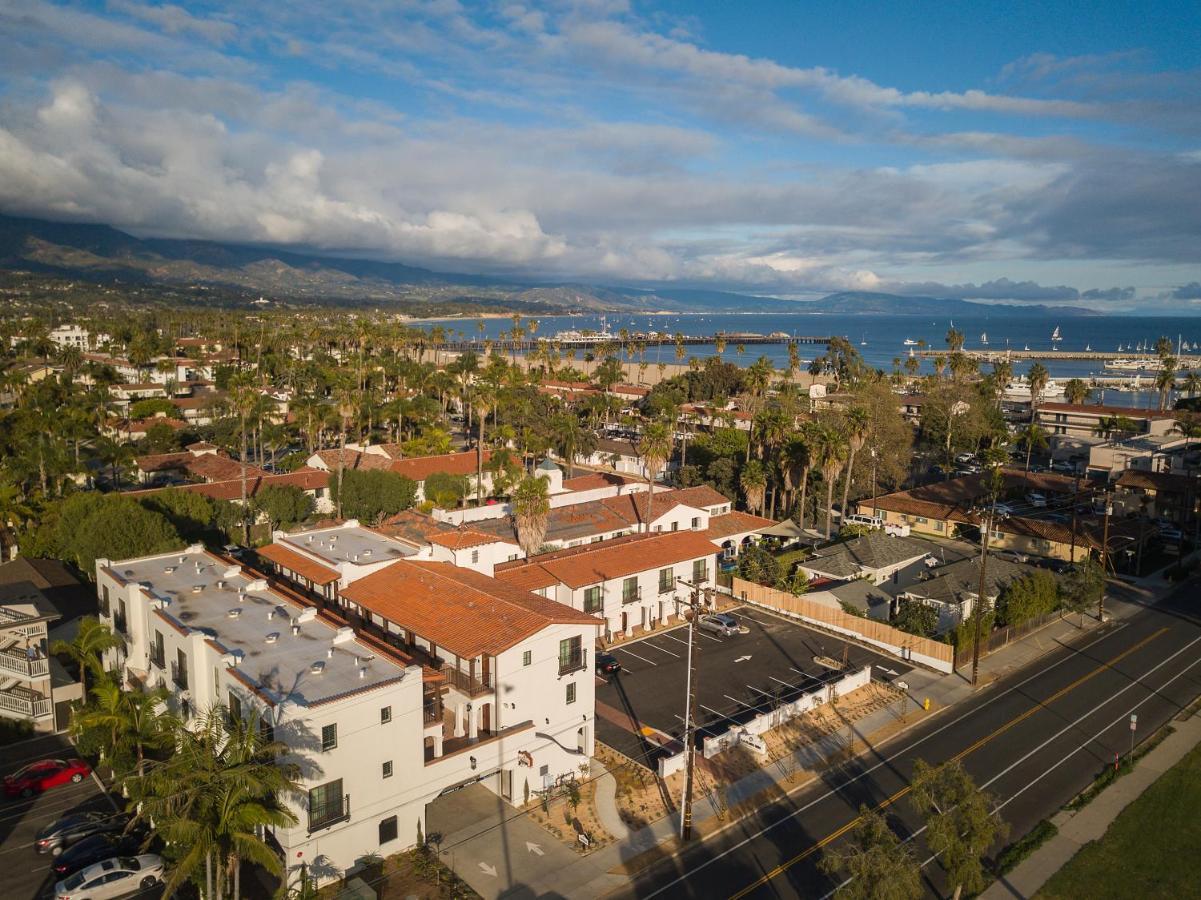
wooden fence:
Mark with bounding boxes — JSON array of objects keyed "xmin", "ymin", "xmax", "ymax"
[{"xmin": 731, "ymin": 577, "xmax": 955, "ymax": 673}]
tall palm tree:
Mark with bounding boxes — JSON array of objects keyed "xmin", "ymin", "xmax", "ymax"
[
  {"xmin": 51, "ymin": 617, "xmax": 122, "ymax": 702},
  {"xmin": 0, "ymin": 477, "xmax": 33, "ymax": 561},
  {"xmin": 781, "ymin": 429, "xmax": 813, "ymax": 527},
  {"xmin": 1156, "ymin": 356, "xmax": 1177, "ymax": 411},
  {"xmin": 1182, "ymin": 370, "xmax": 1201, "ymax": 400},
  {"xmin": 839, "ymin": 406, "xmax": 871, "ymax": 521},
  {"xmin": 812, "ymin": 421, "xmax": 847, "ymax": 539},
  {"xmin": 637, "ymin": 421, "xmax": 673, "ymax": 530},
  {"xmin": 1026, "ymin": 362, "xmax": 1050, "ymax": 422},
  {"xmin": 511, "ymin": 475, "xmax": 551, "ymax": 557},
  {"xmin": 740, "ymin": 460, "xmax": 767, "ymax": 515},
  {"xmin": 549, "ymin": 412, "xmax": 596, "ymax": 479},
  {"xmin": 135, "ymin": 708, "xmax": 300, "ymax": 900},
  {"xmin": 472, "ymin": 382, "xmax": 497, "ymax": 505},
  {"xmin": 1017, "ymin": 422, "xmax": 1049, "ymax": 473}
]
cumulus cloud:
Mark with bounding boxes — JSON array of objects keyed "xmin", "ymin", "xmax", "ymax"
[{"xmin": 1173, "ymin": 282, "xmax": 1201, "ymax": 300}]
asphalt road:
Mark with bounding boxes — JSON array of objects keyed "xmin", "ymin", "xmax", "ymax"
[
  {"xmin": 0, "ymin": 733, "xmax": 118, "ymax": 900},
  {"xmin": 618, "ymin": 580, "xmax": 1201, "ymax": 899},
  {"xmin": 596, "ymin": 607, "xmax": 913, "ymax": 768}
]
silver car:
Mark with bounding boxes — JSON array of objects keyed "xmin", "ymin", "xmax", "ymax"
[
  {"xmin": 55, "ymin": 854, "xmax": 165, "ymax": 900},
  {"xmin": 698, "ymin": 613, "xmax": 741, "ymax": 637}
]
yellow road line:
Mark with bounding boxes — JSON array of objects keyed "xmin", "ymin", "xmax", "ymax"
[{"xmin": 728, "ymin": 627, "xmax": 1167, "ymax": 899}]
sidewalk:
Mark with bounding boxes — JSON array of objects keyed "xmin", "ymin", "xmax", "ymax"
[
  {"xmin": 445, "ymin": 579, "xmax": 1159, "ymax": 899},
  {"xmin": 982, "ymin": 706, "xmax": 1201, "ymax": 900}
]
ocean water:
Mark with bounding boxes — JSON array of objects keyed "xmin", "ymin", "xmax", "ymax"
[{"xmin": 421, "ymin": 312, "xmax": 1201, "ymax": 409}]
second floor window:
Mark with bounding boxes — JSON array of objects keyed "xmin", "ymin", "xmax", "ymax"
[
  {"xmin": 228, "ymin": 691, "xmax": 242, "ymax": 723},
  {"xmin": 622, "ymin": 577, "xmax": 638, "ymax": 603},
  {"xmin": 566, "ymin": 682, "xmax": 577, "ymax": 704},
  {"xmin": 583, "ymin": 586, "xmax": 603, "ymax": 613},
  {"xmin": 558, "ymin": 636, "xmax": 583, "ymax": 674},
  {"xmin": 308, "ymin": 779, "xmax": 346, "ymax": 832},
  {"xmin": 322, "ymin": 723, "xmax": 338, "ymax": 751},
  {"xmin": 659, "ymin": 567, "xmax": 674, "ymax": 593},
  {"xmin": 380, "ymin": 706, "xmax": 392, "ymax": 725},
  {"xmin": 692, "ymin": 558, "xmax": 708, "ymax": 583}
]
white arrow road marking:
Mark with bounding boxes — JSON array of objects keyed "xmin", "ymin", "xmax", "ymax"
[
  {"xmin": 734, "ymin": 655, "xmax": 752, "ymax": 663},
  {"xmin": 875, "ymin": 665, "xmax": 899, "ymax": 676},
  {"xmin": 478, "ymin": 862, "xmax": 498, "ymax": 877},
  {"xmin": 526, "ymin": 841, "xmax": 544, "ymax": 856}
]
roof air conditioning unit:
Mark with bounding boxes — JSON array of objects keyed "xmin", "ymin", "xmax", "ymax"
[
  {"xmin": 332, "ymin": 625, "xmax": 355, "ymax": 645},
  {"xmin": 297, "ymin": 608, "xmax": 318, "ymax": 624},
  {"xmin": 265, "ymin": 632, "xmax": 279, "ymax": 644}
]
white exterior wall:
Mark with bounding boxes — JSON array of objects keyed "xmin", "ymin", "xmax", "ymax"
[
  {"xmin": 551, "ymin": 553, "xmax": 716, "ymax": 638},
  {"xmin": 431, "ymin": 541, "xmax": 521, "ymax": 575}
]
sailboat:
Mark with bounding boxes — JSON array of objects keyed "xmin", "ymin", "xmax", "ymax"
[
  {"xmin": 1051, "ymin": 325, "xmax": 1062, "ymax": 342},
  {"xmin": 980, "ymin": 332, "xmax": 989, "ymax": 345},
  {"xmin": 860, "ymin": 333, "xmax": 867, "ymax": 346},
  {"xmin": 903, "ymin": 338, "xmax": 918, "ymax": 346},
  {"xmin": 1085, "ymin": 344, "xmax": 1092, "ymax": 351}
]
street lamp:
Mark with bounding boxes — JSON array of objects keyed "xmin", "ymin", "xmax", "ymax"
[{"xmin": 675, "ymin": 576, "xmax": 708, "ymax": 841}]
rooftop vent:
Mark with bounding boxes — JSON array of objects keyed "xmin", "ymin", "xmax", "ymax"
[
  {"xmin": 265, "ymin": 632, "xmax": 279, "ymax": 644},
  {"xmin": 327, "ymin": 646, "xmax": 334, "ymax": 658},
  {"xmin": 362, "ymin": 549, "xmax": 372, "ymax": 557},
  {"xmin": 359, "ymin": 667, "xmax": 366, "ymax": 680},
  {"xmin": 291, "ymin": 625, "xmax": 300, "ymax": 636},
  {"xmin": 332, "ymin": 626, "xmax": 355, "ymax": 645},
  {"xmin": 310, "ymin": 661, "xmax": 325, "ymax": 675},
  {"xmin": 216, "ymin": 580, "xmax": 226, "ymax": 590},
  {"xmin": 227, "ymin": 608, "xmax": 242, "ymax": 619},
  {"xmin": 191, "ymin": 585, "xmax": 203, "ymax": 594},
  {"xmin": 267, "ymin": 609, "xmax": 276, "ymax": 621},
  {"xmin": 237, "ymin": 591, "xmax": 246, "ymax": 603},
  {"xmin": 179, "ymin": 555, "xmax": 187, "ymax": 564},
  {"xmin": 164, "ymin": 566, "xmax": 176, "ymax": 574}
]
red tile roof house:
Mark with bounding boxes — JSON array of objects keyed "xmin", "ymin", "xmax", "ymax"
[
  {"xmin": 495, "ymin": 531, "xmax": 720, "ymax": 641},
  {"xmin": 127, "ymin": 468, "xmax": 332, "ymax": 515},
  {"xmin": 305, "ymin": 448, "xmax": 493, "ymax": 503}
]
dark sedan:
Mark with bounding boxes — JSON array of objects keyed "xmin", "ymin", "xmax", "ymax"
[
  {"xmin": 53, "ymin": 831, "xmax": 148, "ymax": 879},
  {"xmin": 36, "ymin": 811, "xmax": 129, "ymax": 856},
  {"xmin": 596, "ymin": 653, "xmax": 622, "ymax": 675}
]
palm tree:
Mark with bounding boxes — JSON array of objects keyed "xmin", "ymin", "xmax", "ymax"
[
  {"xmin": 549, "ymin": 412, "xmax": 597, "ymax": 479},
  {"xmin": 637, "ymin": 421, "xmax": 673, "ymax": 530},
  {"xmin": 73, "ymin": 680, "xmax": 177, "ymax": 780},
  {"xmin": 1156, "ymin": 356, "xmax": 1177, "ymax": 411},
  {"xmin": 0, "ymin": 477, "xmax": 33, "ymax": 561},
  {"xmin": 1063, "ymin": 377, "xmax": 1091, "ymax": 405},
  {"xmin": 1017, "ymin": 422, "xmax": 1049, "ymax": 473},
  {"xmin": 1026, "ymin": 362, "xmax": 1050, "ymax": 422},
  {"xmin": 93, "ymin": 436, "xmax": 135, "ymax": 490},
  {"xmin": 1182, "ymin": 370, "xmax": 1201, "ymax": 400},
  {"xmin": 472, "ymin": 382, "xmax": 497, "ymax": 505},
  {"xmin": 740, "ymin": 459, "xmax": 767, "ymax": 515},
  {"xmin": 230, "ymin": 378, "xmax": 261, "ymax": 541},
  {"xmin": 334, "ymin": 388, "xmax": 357, "ymax": 520},
  {"xmin": 781, "ymin": 430, "xmax": 813, "ymax": 527},
  {"xmin": 51, "ymin": 617, "xmax": 123, "ymax": 702},
  {"xmin": 839, "ymin": 406, "xmax": 871, "ymax": 521},
  {"xmin": 135, "ymin": 707, "xmax": 300, "ymax": 900},
  {"xmin": 812, "ymin": 421, "xmax": 847, "ymax": 539},
  {"xmin": 511, "ymin": 475, "xmax": 551, "ymax": 557}
]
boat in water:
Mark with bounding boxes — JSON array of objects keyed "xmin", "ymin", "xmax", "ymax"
[
  {"xmin": 903, "ymin": 338, "xmax": 919, "ymax": 346},
  {"xmin": 549, "ymin": 314, "xmax": 616, "ymax": 345},
  {"xmin": 1051, "ymin": 325, "xmax": 1063, "ymax": 342},
  {"xmin": 980, "ymin": 332, "xmax": 989, "ymax": 345},
  {"xmin": 1104, "ymin": 358, "xmax": 1158, "ymax": 372},
  {"xmin": 1003, "ymin": 377, "xmax": 1066, "ymax": 403}
]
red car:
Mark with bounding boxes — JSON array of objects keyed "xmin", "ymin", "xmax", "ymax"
[{"xmin": 4, "ymin": 758, "xmax": 92, "ymax": 799}]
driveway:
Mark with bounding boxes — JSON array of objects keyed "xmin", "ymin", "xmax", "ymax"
[{"xmin": 0, "ymin": 733, "xmax": 118, "ymax": 900}]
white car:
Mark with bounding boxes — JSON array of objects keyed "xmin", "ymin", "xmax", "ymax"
[
  {"xmin": 697, "ymin": 613, "xmax": 741, "ymax": 637},
  {"xmin": 1026, "ymin": 492, "xmax": 1048, "ymax": 508},
  {"xmin": 55, "ymin": 854, "xmax": 165, "ymax": 900}
]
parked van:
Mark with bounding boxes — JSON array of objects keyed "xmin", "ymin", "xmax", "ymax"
[{"xmin": 843, "ymin": 514, "xmax": 884, "ymax": 530}]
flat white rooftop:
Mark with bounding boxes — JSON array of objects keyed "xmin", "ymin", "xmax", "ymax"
[
  {"xmin": 111, "ymin": 549, "xmax": 408, "ymax": 706},
  {"xmin": 283, "ymin": 524, "xmax": 418, "ymax": 567}
]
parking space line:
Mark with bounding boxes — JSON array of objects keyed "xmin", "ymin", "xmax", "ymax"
[
  {"xmin": 642, "ymin": 642, "xmax": 680, "ymax": 658},
  {"xmin": 615, "ymin": 647, "xmax": 657, "ymax": 665},
  {"xmin": 660, "ymin": 632, "xmax": 691, "ymax": 647},
  {"xmin": 699, "ymin": 632, "xmax": 722, "ymax": 642},
  {"xmin": 747, "ymin": 684, "xmax": 775, "ymax": 697},
  {"xmin": 724, "ymin": 693, "xmax": 754, "ymax": 708},
  {"xmin": 769, "ymin": 675, "xmax": 796, "ymax": 688}
]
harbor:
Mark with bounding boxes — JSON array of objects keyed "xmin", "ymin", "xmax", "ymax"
[
  {"xmin": 432, "ymin": 330, "xmax": 831, "ymax": 353},
  {"xmin": 914, "ymin": 349, "xmax": 1201, "ymax": 364}
]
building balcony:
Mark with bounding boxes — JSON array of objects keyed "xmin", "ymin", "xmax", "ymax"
[
  {"xmin": 0, "ymin": 607, "xmax": 45, "ymax": 638},
  {"xmin": 170, "ymin": 661, "xmax": 188, "ymax": 691},
  {"xmin": 621, "ymin": 587, "xmax": 642, "ymax": 605},
  {"xmin": 440, "ymin": 666, "xmax": 494, "ymax": 698},
  {"xmin": 0, "ymin": 648, "xmax": 49, "ymax": 679},
  {"xmin": 558, "ymin": 650, "xmax": 586, "ymax": 676},
  {"xmin": 113, "ymin": 614, "xmax": 128, "ymax": 636},
  {"xmin": 149, "ymin": 650, "xmax": 165, "ymax": 670},
  {"xmin": 307, "ymin": 794, "xmax": 350, "ymax": 834},
  {"xmin": 658, "ymin": 582, "xmax": 675, "ymax": 595},
  {"xmin": 0, "ymin": 686, "xmax": 51, "ymax": 719}
]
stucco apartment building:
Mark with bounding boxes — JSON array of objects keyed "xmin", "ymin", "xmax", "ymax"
[
  {"xmin": 494, "ymin": 530, "xmax": 719, "ymax": 639},
  {"xmin": 97, "ymin": 541, "xmax": 599, "ymax": 884}
]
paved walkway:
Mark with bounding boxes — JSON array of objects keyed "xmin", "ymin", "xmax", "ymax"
[
  {"xmin": 444, "ymin": 579, "xmax": 1157, "ymax": 899},
  {"xmin": 982, "ymin": 705, "xmax": 1201, "ymax": 899}
]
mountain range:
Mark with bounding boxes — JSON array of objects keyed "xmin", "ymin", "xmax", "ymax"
[{"xmin": 0, "ymin": 213, "xmax": 1097, "ymax": 316}]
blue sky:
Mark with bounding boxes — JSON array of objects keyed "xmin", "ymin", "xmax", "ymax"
[{"xmin": 0, "ymin": 1, "xmax": 1198, "ymax": 309}]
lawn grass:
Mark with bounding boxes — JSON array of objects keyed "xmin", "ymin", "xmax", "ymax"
[{"xmin": 1036, "ymin": 741, "xmax": 1201, "ymax": 900}]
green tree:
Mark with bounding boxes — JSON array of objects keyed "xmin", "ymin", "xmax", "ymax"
[
  {"xmin": 1063, "ymin": 378, "xmax": 1091, "ymax": 405},
  {"xmin": 894, "ymin": 601, "xmax": 938, "ymax": 638},
  {"xmin": 72, "ymin": 680, "xmax": 177, "ymax": 780},
  {"xmin": 251, "ymin": 485, "xmax": 315, "ymax": 531},
  {"xmin": 909, "ymin": 759, "xmax": 1007, "ymax": 897},
  {"xmin": 512, "ymin": 475, "xmax": 551, "ymax": 558},
  {"xmin": 818, "ymin": 805, "xmax": 922, "ymax": 900},
  {"xmin": 1016, "ymin": 422, "xmax": 1049, "ymax": 474},
  {"xmin": 140, "ymin": 488, "xmax": 227, "ymax": 544},
  {"xmin": 422, "ymin": 471, "xmax": 472, "ymax": 510},
  {"xmin": 134, "ymin": 707, "xmax": 301, "ymax": 900},
  {"xmin": 30, "ymin": 493, "xmax": 183, "ymax": 575},
  {"xmin": 997, "ymin": 569, "xmax": 1060, "ymax": 626},
  {"xmin": 638, "ymin": 421, "xmax": 674, "ymax": 528},
  {"xmin": 330, "ymin": 470, "xmax": 418, "ymax": 523},
  {"xmin": 1061, "ymin": 556, "xmax": 1103, "ymax": 625},
  {"xmin": 740, "ymin": 459, "xmax": 768, "ymax": 515},
  {"xmin": 1026, "ymin": 362, "xmax": 1050, "ymax": 422},
  {"xmin": 736, "ymin": 543, "xmax": 782, "ymax": 586},
  {"xmin": 51, "ymin": 617, "xmax": 123, "ymax": 702}
]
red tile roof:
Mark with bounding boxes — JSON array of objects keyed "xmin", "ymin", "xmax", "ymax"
[
  {"xmin": 311, "ymin": 449, "xmax": 396, "ymax": 472},
  {"xmin": 669, "ymin": 485, "xmax": 732, "ymax": 510},
  {"xmin": 428, "ymin": 530, "xmax": 511, "ymax": 550},
  {"xmin": 1039, "ymin": 402, "xmax": 1175, "ymax": 420},
  {"xmin": 339, "ymin": 561, "xmax": 599, "ymax": 657},
  {"xmin": 495, "ymin": 531, "xmax": 718, "ymax": 590},
  {"xmin": 1115, "ymin": 469, "xmax": 1195, "ymax": 493},
  {"xmin": 704, "ymin": 510, "xmax": 777, "ymax": 540},
  {"xmin": 391, "ymin": 450, "xmax": 488, "ymax": 482},
  {"xmin": 256, "ymin": 543, "xmax": 340, "ymax": 586},
  {"xmin": 127, "ymin": 468, "xmax": 329, "ymax": 502},
  {"xmin": 561, "ymin": 472, "xmax": 642, "ymax": 492}
]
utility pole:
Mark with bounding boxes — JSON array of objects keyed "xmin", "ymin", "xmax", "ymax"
[
  {"xmin": 1099, "ymin": 491, "xmax": 1113, "ymax": 621},
  {"xmin": 971, "ymin": 501, "xmax": 995, "ymax": 687},
  {"xmin": 1069, "ymin": 472, "xmax": 1081, "ymax": 564},
  {"xmin": 676, "ymin": 577, "xmax": 706, "ymax": 841}
]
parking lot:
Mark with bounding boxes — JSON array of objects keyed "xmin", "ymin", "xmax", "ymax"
[
  {"xmin": 0, "ymin": 733, "xmax": 118, "ymax": 900},
  {"xmin": 594, "ymin": 606, "xmax": 913, "ymax": 768}
]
